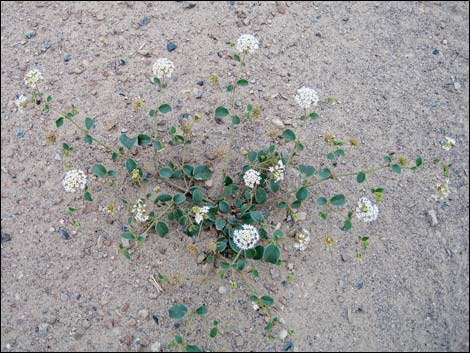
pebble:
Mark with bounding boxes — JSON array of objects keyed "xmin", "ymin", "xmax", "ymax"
[
  {"xmin": 139, "ymin": 17, "xmax": 151, "ymax": 26},
  {"xmin": 138, "ymin": 309, "xmax": 149, "ymax": 320},
  {"xmin": 59, "ymin": 227, "xmax": 70, "ymax": 240},
  {"xmin": 54, "ymin": 153, "xmax": 61, "ymax": 161},
  {"xmin": 16, "ymin": 130, "xmax": 25, "ymax": 138},
  {"xmin": 197, "ymin": 253, "xmax": 206, "ymax": 264},
  {"xmin": 355, "ymin": 280, "xmax": 364, "ymax": 289},
  {"xmin": 287, "ymin": 263, "xmax": 294, "ymax": 271},
  {"xmin": 283, "ymin": 342, "xmax": 293, "ymax": 351},
  {"xmin": 279, "ymin": 329, "xmax": 288, "ymax": 340},
  {"xmin": 44, "ymin": 40, "xmax": 51, "ymax": 49},
  {"xmin": 432, "ymin": 48, "xmax": 440, "ymax": 55},
  {"xmin": 37, "ymin": 323, "xmax": 49, "ymax": 335},
  {"xmin": 60, "ymin": 292, "xmax": 69, "ymax": 301},
  {"xmin": 82, "ymin": 320, "xmax": 91, "ymax": 329},
  {"xmin": 64, "ymin": 54, "xmax": 72, "ymax": 62},
  {"xmin": 150, "ymin": 341, "xmax": 161, "ymax": 352},
  {"xmin": 218, "ymin": 286, "xmax": 228, "ymax": 295},
  {"xmin": 271, "ymin": 118, "xmax": 285, "ymax": 129},
  {"xmin": 296, "ymin": 212, "xmax": 307, "ymax": 221},
  {"xmin": 128, "ymin": 319, "xmax": 137, "ymax": 327},
  {"xmin": 25, "ymin": 30, "xmax": 36, "ymax": 39},
  {"xmin": 1, "ymin": 232, "xmax": 11, "ymax": 243},
  {"xmin": 196, "ymin": 80, "xmax": 204, "ymax": 86},
  {"xmin": 270, "ymin": 267, "xmax": 281, "ymax": 280},
  {"xmin": 427, "ymin": 209, "xmax": 439, "ymax": 227},
  {"xmin": 454, "ymin": 81, "xmax": 461, "ymax": 90},
  {"xmin": 205, "ymin": 179, "xmax": 213, "ymax": 188},
  {"xmin": 167, "ymin": 41, "xmax": 177, "ymax": 52},
  {"xmin": 339, "ymin": 279, "xmax": 347, "ymax": 289}
]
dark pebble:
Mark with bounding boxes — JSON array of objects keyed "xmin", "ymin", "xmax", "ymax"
[
  {"xmin": 16, "ymin": 130, "xmax": 25, "ymax": 138},
  {"xmin": 44, "ymin": 40, "xmax": 51, "ymax": 49},
  {"xmin": 432, "ymin": 49, "xmax": 440, "ymax": 55},
  {"xmin": 196, "ymin": 80, "xmax": 204, "ymax": 86},
  {"xmin": 181, "ymin": 113, "xmax": 191, "ymax": 119},
  {"xmin": 167, "ymin": 41, "xmax": 177, "ymax": 52},
  {"xmin": 1, "ymin": 232, "xmax": 11, "ymax": 243},
  {"xmin": 283, "ymin": 342, "xmax": 293, "ymax": 351},
  {"xmin": 25, "ymin": 31, "xmax": 36, "ymax": 39},
  {"xmin": 184, "ymin": 3, "xmax": 196, "ymax": 9},
  {"xmin": 174, "ymin": 322, "xmax": 180, "ymax": 329},
  {"xmin": 119, "ymin": 59, "xmax": 126, "ymax": 66},
  {"xmin": 356, "ymin": 280, "xmax": 364, "ymax": 289},
  {"xmin": 121, "ymin": 224, "xmax": 130, "ymax": 232},
  {"xmin": 152, "ymin": 315, "xmax": 159, "ymax": 325},
  {"xmin": 139, "ymin": 17, "xmax": 151, "ymax": 26},
  {"xmin": 59, "ymin": 227, "xmax": 71, "ymax": 240},
  {"xmin": 64, "ymin": 54, "xmax": 72, "ymax": 62}
]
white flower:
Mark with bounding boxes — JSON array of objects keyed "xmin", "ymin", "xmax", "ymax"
[
  {"xmin": 293, "ymin": 227, "xmax": 310, "ymax": 251},
  {"xmin": 295, "ymin": 86, "xmax": 319, "ymax": 110},
  {"xmin": 233, "ymin": 224, "xmax": 260, "ymax": 250},
  {"xmin": 236, "ymin": 34, "xmax": 259, "ymax": 55},
  {"xmin": 132, "ymin": 199, "xmax": 149, "ymax": 223},
  {"xmin": 442, "ymin": 137, "xmax": 456, "ymax": 151},
  {"xmin": 15, "ymin": 94, "xmax": 28, "ymax": 111},
  {"xmin": 152, "ymin": 58, "xmax": 175, "ymax": 79},
  {"xmin": 243, "ymin": 169, "xmax": 261, "ymax": 189},
  {"xmin": 269, "ymin": 160, "xmax": 285, "ymax": 182},
  {"xmin": 24, "ymin": 69, "xmax": 43, "ymax": 88},
  {"xmin": 193, "ymin": 206, "xmax": 210, "ymax": 224},
  {"xmin": 434, "ymin": 179, "xmax": 450, "ymax": 201},
  {"xmin": 62, "ymin": 169, "xmax": 87, "ymax": 193},
  {"xmin": 355, "ymin": 197, "xmax": 379, "ymax": 223}
]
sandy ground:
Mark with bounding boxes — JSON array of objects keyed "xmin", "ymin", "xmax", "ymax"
[{"xmin": 1, "ymin": 1, "xmax": 469, "ymax": 352}]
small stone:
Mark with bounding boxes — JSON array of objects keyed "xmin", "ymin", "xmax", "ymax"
[
  {"xmin": 196, "ymin": 80, "xmax": 204, "ymax": 86},
  {"xmin": 64, "ymin": 54, "xmax": 72, "ymax": 62},
  {"xmin": 138, "ymin": 309, "xmax": 149, "ymax": 320},
  {"xmin": 1, "ymin": 232, "xmax": 11, "ymax": 243},
  {"xmin": 339, "ymin": 279, "xmax": 347, "ymax": 289},
  {"xmin": 44, "ymin": 40, "xmax": 51, "ymax": 49},
  {"xmin": 205, "ymin": 179, "xmax": 213, "ymax": 188},
  {"xmin": 287, "ymin": 263, "xmax": 294, "ymax": 271},
  {"xmin": 167, "ymin": 41, "xmax": 177, "ymax": 52},
  {"xmin": 296, "ymin": 212, "xmax": 307, "ymax": 221},
  {"xmin": 71, "ymin": 330, "xmax": 84, "ymax": 340},
  {"xmin": 243, "ymin": 18, "xmax": 250, "ymax": 26},
  {"xmin": 427, "ymin": 209, "xmax": 439, "ymax": 227},
  {"xmin": 82, "ymin": 320, "xmax": 91, "ymax": 329},
  {"xmin": 279, "ymin": 329, "xmax": 289, "ymax": 340},
  {"xmin": 37, "ymin": 323, "xmax": 49, "ymax": 335},
  {"xmin": 270, "ymin": 268, "xmax": 281, "ymax": 280},
  {"xmin": 218, "ymin": 286, "xmax": 228, "ymax": 295},
  {"xmin": 235, "ymin": 100, "xmax": 242, "ymax": 107},
  {"xmin": 96, "ymin": 14, "xmax": 105, "ymax": 21},
  {"xmin": 54, "ymin": 153, "xmax": 61, "ymax": 161},
  {"xmin": 271, "ymin": 118, "xmax": 285, "ymax": 129},
  {"xmin": 45, "ymin": 315, "xmax": 57, "ymax": 324},
  {"xmin": 150, "ymin": 341, "xmax": 161, "ymax": 352},
  {"xmin": 16, "ymin": 130, "xmax": 25, "ymax": 138},
  {"xmin": 25, "ymin": 31, "xmax": 36, "ymax": 39},
  {"xmin": 454, "ymin": 81, "xmax": 461, "ymax": 90},
  {"xmin": 355, "ymin": 280, "xmax": 364, "ymax": 289},
  {"xmin": 58, "ymin": 227, "xmax": 70, "ymax": 240},
  {"xmin": 283, "ymin": 341, "xmax": 293, "ymax": 351},
  {"xmin": 432, "ymin": 48, "xmax": 440, "ymax": 55},
  {"xmin": 128, "ymin": 319, "xmax": 137, "ymax": 327},
  {"xmin": 139, "ymin": 17, "xmax": 151, "ymax": 26},
  {"xmin": 197, "ymin": 253, "xmax": 206, "ymax": 264}
]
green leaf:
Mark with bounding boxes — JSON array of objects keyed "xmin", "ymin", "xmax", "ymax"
[
  {"xmin": 247, "ymin": 104, "xmax": 253, "ymax": 112},
  {"xmin": 84, "ymin": 191, "xmax": 93, "ymax": 202},
  {"xmin": 341, "ymin": 220, "xmax": 352, "ymax": 231},
  {"xmin": 63, "ymin": 143, "xmax": 71, "ymax": 151},
  {"xmin": 269, "ymin": 180, "xmax": 280, "ymax": 193},
  {"xmin": 153, "ymin": 77, "xmax": 161, "ymax": 85},
  {"xmin": 149, "ymin": 109, "xmax": 156, "ymax": 117},
  {"xmin": 416, "ymin": 157, "xmax": 423, "ymax": 167},
  {"xmin": 219, "ymin": 201, "xmax": 230, "ymax": 213},
  {"xmin": 47, "ymin": 95, "xmax": 52, "ymax": 103},
  {"xmin": 158, "ymin": 104, "xmax": 172, "ymax": 114},
  {"xmin": 156, "ymin": 222, "xmax": 169, "ymax": 237},
  {"xmin": 299, "ymin": 165, "xmax": 315, "ymax": 177},
  {"xmin": 173, "ymin": 193, "xmax": 186, "ymax": 205},
  {"xmin": 92, "ymin": 164, "xmax": 107, "ymax": 177},
  {"xmin": 384, "ymin": 155, "xmax": 393, "ymax": 163},
  {"xmin": 125, "ymin": 159, "xmax": 137, "ymax": 173},
  {"xmin": 232, "ymin": 115, "xmax": 240, "ymax": 125},
  {"xmin": 391, "ymin": 164, "xmax": 402, "ymax": 174},
  {"xmin": 107, "ymin": 170, "xmax": 117, "ymax": 177},
  {"xmin": 84, "ymin": 135, "xmax": 93, "ymax": 144},
  {"xmin": 85, "ymin": 117, "xmax": 94, "ymax": 130},
  {"xmin": 273, "ymin": 229, "xmax": 284, "ymax": 239},
  {"xmin": 183, "ymin": 165, "xmax": 194, "ymax": 177},
  {"xmin": 309, "ymin": 112, "xmax": 319, "ymax": 120},
  {"xmin": 330, "ymin": 194, "xmax": 346, "ymax": 207},
  {"xmin": 237, "ymin": 79, "xmax": 248, "ymax": 86},
  {"xmin": 137, "ymin": 134, "xmax": 152, "ymax": 146},
  {"xmin": 155, "ymin": 193, "xmax": 172, "ymax": 203},
  {"xmin": 195, "ymin": 305, "xmax": 208, "ymax": 316},
  {"xmin": 210, "ymin": 327, "xmax": 218, "ymax": 338},
  {"xmin": 236, "ymin": 259, "xmax": 246, "ymax": 271},
  {"xmin": 260, "ymin": 296, "xmax": 274, "ymax": 307},
  {"xmin": 153, "ymin": 140, "xmax": 163, "ymax": 151},
  {"xmin": 193, "ymin": 165, "xmax": 211, "ymax": 180},
  {"xmin": 56, "ymin": 117, "xmax": 64, "ymax": 128},
  {"xmin": 264, "ymin": 244, "xmax": 280, "ymax": 264},
  {"xmin": 247, "ymin": 151, "xmax": 257, "ymax": 163},
  {"xmin": 282, "ymin": 129, "xmax": 296, "ymax": 142},
  {"xmin": 119, "ymin": 245, "xmax": 131, "ymax": 259},
  {"xmin": 215, "ymin": 106, "xmax": 229, "ymax": 118},
  {"xmin": 327, "ymin": 152, "xmax": 335, "ymax": 160},
  {"xmin": 234, "ymin": 54, "xmax": 241, "ymax": 62},
  {"xmin": 255, "ymin": 188, "xmax": 267, "ymax": 204},
  {"xmin": 119, "ymin": 134, "xmax": 137, "ymax": 150},
  {"xmin": 216, "ymin": 237, "xmax": 227, "ymax": 253},
  {"xmin": 357, "ymin": 172, "xmax": 366, "ymax": 183},
  {"xmin": 169, "ymin": 304, "xmax": 188, "ymax": 320},
  {"xmin": 160, "ymin": 167, "xmax": 173, "ymax": 178},
  {"xmin": 121, "ymin": 232, "xmax": 135, "ymax": 240},
  {"xmin": 296, "ymin": 187, "xmax": 309, "ymax": 202},
  {"xmin": 226, "ymin": 84, "xmax": 234, "ymax": 92},
  {"xmin": 278, "ymin": 201, "xmax": 287, "ymax": 209},
  {"xmin": 175, "ymin": 335, "xmax": 183, "ymax": 344},
  {"xmin": 215, "ymin": 218, "xmax": 226, "ymax": 231},
  {"xmin": 250, "ymin": 211, "xmax": 264, "ymax": 222},
  {"xmin": 192, "ymin": 189, "xmax": 203, "ymax": 205},
  {"xmin": 318, "ymin": 168, "xmax": 331, "ymax": 179},
  {"xmin": 335, "ymin": 149, "xmax": 345, "ymax": 157},
  {"xmin": 316, "ymin": 197, "xmax": 327, "ymax": 206},
  {"xmin": 185, "ymin": 345, "xmax": 202, "ymax": 352},
  {"xmin": 219, "ymin": 261, "xmax": 230, "ymax": 269},
  {"xmin": 291, "ymin": 200, "xmax": 302, "ymax": 209}
]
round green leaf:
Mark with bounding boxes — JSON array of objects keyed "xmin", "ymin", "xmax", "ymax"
[
  {"xmin": 218, "ymin": 201, "xmax": 230, "ymax": 213},
  {"xmin": 299, "ymin": 165, "xmax": 315, "ymax": 177},
  {"xmin": 185, "ymin": 345, "xmax": 201, "ymax": 352},
  {"xmin": 392, "ymin": 164, "xmax": 402, "ymax": 174},
  {"xmin": 216, "ymin": 237, "xmax": 227, "ymax": 253},
  {"xmin": 269, "ymin": 180, "xmax": 280, "ymax": 193},
  {"xmin": 215, "ymin": 217, "xmax": 226, "ymax": 231},
  {"xmin": 92, "ymin": 164, "xmax": 107, "ymax": 177},
  {"xmin": 158, "ymin": 104, "xmax": 172, "ymax": 114},
  {"xmin": 195, "ymin": 305, "xmax": 208, "ymax": 316},
  {"xmin": 173, "ymin": 193, "xmax": 186, "ymax": 205},
  {"xmin": 264, "ymin": 244, "xmax": 280, "ymax": 264},
  {"xmin": 193, "ymin": 165, "xmax": 211, "ymax": 180},
  {"xmin": 169, "ymin": 304, "xmax": 188, "ymax": 320},
  {"xmin": 357, "ymin": 171, "xmax": 366, "ymax": 183},
  {"xmin": 232, "ymin": 115, "xmax": 240, "ymax": 125},
  {"xmin": 330, "ymin": 194, "xmax": 346, "ymax": 207},
  {"xmin": 237, "ymin": 79, "xmax": 248, "ymax": 86},
  {"xmin": 119, "ymin": 134, "xmax": 137, "ymax": 150},
  {"xmin": 121, "ymin": 232, "xmax": 135, "ymax": 240},
  {"xmin": 84, "ymin": 135, "xmax": 93, "ymax": 144},
  {"xmin": 260, "ymin": 295, "xmax": 274, "ymax": 307},
  {"xmin": 84, "ymin": 191, "xmax": 93, "ymax": 202},
  {"xmin": 255, "ymin": 188, "xmax": 267, "ymax": 204},
  {"xmin": 215, "ymin": 106, "xmax": 229, "ymax": 118},
  {"xmin": 56, "ymin": 117, "xmax": 64, "ymax": 128},
  {"xmin": 316, "ymin": 197, "xmax": 327, "ymax": 206},
  {"xmin": 250, "ymin": 211, "xmax": 264, "ymax": 222},
  {"xmin": 296, "ymin": 187, "xmax": 309, "ymax": 201},
  {"xmin": 282, "ymin": 129, "xmax": 296, "ymax": 142},
  {"xmin": 137, "ymin": 134, "xmax": 152, "ymax": 146},
  {"xmin": 156, "ymin": 222, "xmax": 169, "ymax": 237},
  {"xmin": 192, "ymin": 189, "xmax": 203, "ymax": 205},
  {"xmin": 85, "ymin": 117, "xmax": 94, "ymax": 130},
  {"xmin": 160, "ymin": 167, "xmax": 173, "ymax": 178},
  {"xmin": 125, "ymin": 159, "xmax": 137, "ymax": 173}
]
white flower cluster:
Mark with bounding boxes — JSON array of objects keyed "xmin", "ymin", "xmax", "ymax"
[
  {"xmin": 293, "ymin": 227, "xmax": 311, "ymax": 251},
  {"xmin": 62, "ymin": 169, "xmax": 87, "ymax": 193},
  {"xmin": 355, "ymin": 197, "xmax": 379, "ymax": 223},
  {"xmin": 132, "ymin": 199, "xmax": 149, "ymax": 223},
  {"xmin": 15, "ymin": 94, "xmax": 28, "ymax": 111},
  {"xmin": 269, "ymin": 160, "xmax": 285, "ymax": 182},
  {"xmin": 24, "ymin": 69, "xmax": 43, "ymax": 88},
  {"xmin": 236, "ymin": 34, "xmax": 259, "ymax": 55},
  {"xmin": 434, "ymin": 179, "xmax": 450, "ymax": 201},
  {"xmin": 233, "ymin": 224, "xmax": 260, "ymax": 250},
  {"xmin": 295, "ymin": 86, "xmax": 319, "ymax": 110},
  {"xmin": 193, "ymin": 206, "xmax": 210, "ymax": 224},
  {"xmin": 152, "ymin": 58, "xmax": 175, "ymax": 79},
  {"xmin": 243, "ymin": 169, "xmax": 261, "ymax": 188},
  {"xmin": 442, "ymin": 137, "xmax": 456, "ymax": 152}
]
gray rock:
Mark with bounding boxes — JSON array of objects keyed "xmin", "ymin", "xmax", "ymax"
[
  {"xmin": 427, "ymin": 209, "xmax": 439, "ymax": 227},
  {"xmin": 150, "ymin": 341, "xmax": 161, "ymax": 352},
  {"xmin": 64, "ymin": 54, "xmax": 72, "ymax": 62},
  {"xmin": 218, "ymin": 286, "xmax": 228, "ymax": 295},
  {"xmin": 37, "ymin": 323, "xmax": 49, "ymax": 335},
  {"xmin": 167, "ymin": 41, "xmax": 177, "ymax": 52},
  {"xmin": 1, "ymin": 232, "xmax": 11, "ymax": 243},
  {"xmin": 25, "ymin": 30, "xmax": 36, "ymax": 39},
  {"xmin": 138, "ymin": 309, "xmax": 149, "ymax": 320},
  {"xmin": 271, "ymin": 118, "xmax": 285, "ymax": 129},
  {"xmin": 270, "ymin": 267, "xmax": 281, "ymax": 280},
  {"xmin": 279, "ymin": 329, "xmax": 288, "ymax": 340}
]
